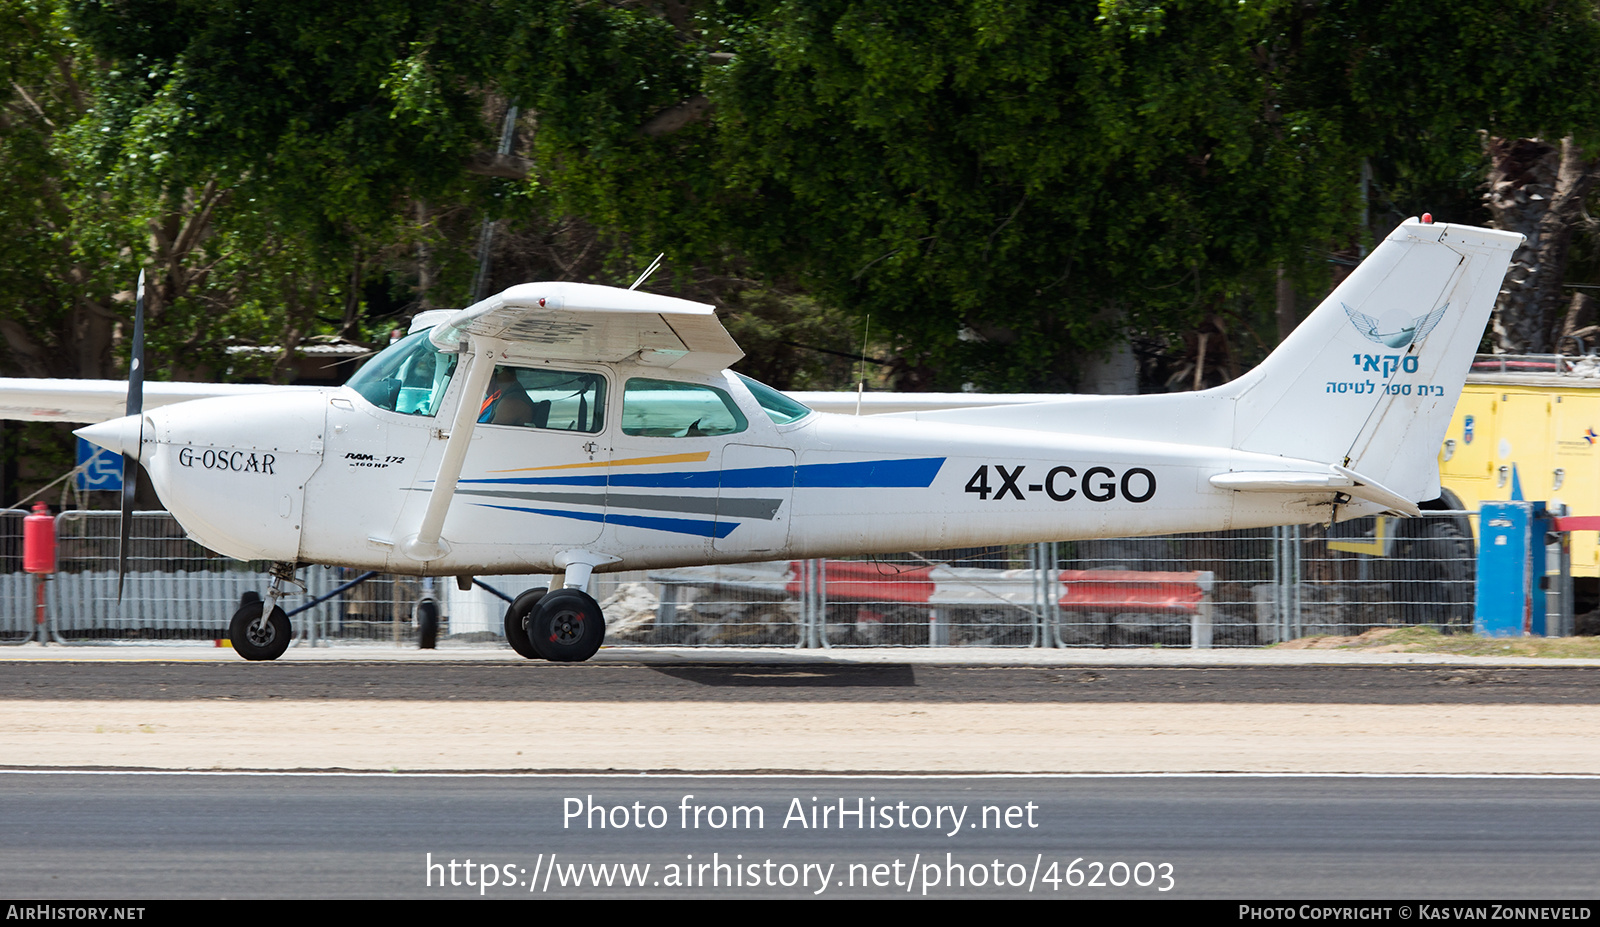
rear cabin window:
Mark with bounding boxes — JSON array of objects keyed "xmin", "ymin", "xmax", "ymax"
[
  {"xmin": 621, "ymin": 378, "xmax": 748, "ymax": 437},
  {"xmin": 479, "ymin": 366, "xmax": 607, "ymax": 434}
]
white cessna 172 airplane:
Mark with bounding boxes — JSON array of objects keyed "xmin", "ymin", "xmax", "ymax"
[{"xmin": 2, "ymin": 217, "xmax": 1519, "ymax": 661}]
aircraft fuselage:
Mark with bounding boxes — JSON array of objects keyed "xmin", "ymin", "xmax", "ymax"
[{"xmin": 140, "ymin": 360, "xmax": 1364, "ymax": 576}]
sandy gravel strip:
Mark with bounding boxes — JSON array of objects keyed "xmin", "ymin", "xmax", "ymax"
[{"xmin": 3, "ymin": 700, "xmax": 1598, "ymax": 774}]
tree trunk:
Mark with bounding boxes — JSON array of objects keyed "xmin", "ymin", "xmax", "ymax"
[
  {"xmin": 415, "ymin": 200, "xmax": 435, "ymax": 312},
  {"xmin": 1275, "ymin": 264, "xmax": 1297, "ymax": 342},
  {"xmin": 1485, "ymin": 137, "xmax": 1600, "ymax": 354}
]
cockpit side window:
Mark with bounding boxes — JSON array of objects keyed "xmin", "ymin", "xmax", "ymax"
[
  {"xmin": 479, "ymin": 365, "xmax": 607, "ymax": 433},
  {"xmin": 622, "ymin": 378, "xmax": 748, "ymax": 437},
  {"xmin": 347, "ymin": 329, "xmax": 458, "ymax": 417}
]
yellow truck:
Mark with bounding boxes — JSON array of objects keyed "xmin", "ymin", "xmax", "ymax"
[{"xmin": 1439, "ymin": 355, "xmax": 1600, "ymax": 610}]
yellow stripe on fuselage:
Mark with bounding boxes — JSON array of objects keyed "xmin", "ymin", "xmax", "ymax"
[{"xmin": 488, "ymin": 451, "xmax": 712, "ymax": 473}]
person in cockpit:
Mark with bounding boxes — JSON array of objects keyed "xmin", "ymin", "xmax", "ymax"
[{"xmin": 479, "ymin": 366, "xmax": 537, "ymax": 427}]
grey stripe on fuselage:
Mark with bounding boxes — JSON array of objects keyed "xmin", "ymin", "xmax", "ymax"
[{"xmin": 453, "ymin": 488, "xmax": 783, "ymax": 521}]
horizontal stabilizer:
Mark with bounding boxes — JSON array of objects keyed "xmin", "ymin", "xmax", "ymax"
[{"xmin": 1210, "ymin": 465, "xmax": 1422, "ymax": 517}]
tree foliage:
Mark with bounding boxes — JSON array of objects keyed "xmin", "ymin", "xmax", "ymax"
[
  {"xmin": 665, "ymin": 0, "xmax": 1600, "ymax": 388},
  {"xmin": 3, "ymin": 0, "xmax": 1599, "ymax": 397}
]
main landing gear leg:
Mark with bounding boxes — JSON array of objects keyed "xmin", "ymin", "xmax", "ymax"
[{"xmin": 228, "ymin": 563, "xmax": 301, "ymax": 662}]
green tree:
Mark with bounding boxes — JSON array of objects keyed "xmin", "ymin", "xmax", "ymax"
[
  {"xmin": 525, "ymin": 0, "xmax": 1600, "ymax": 389},
  {"xmin": 25, "ymin": 0, "xmax": 1600, "ymax": 397}
]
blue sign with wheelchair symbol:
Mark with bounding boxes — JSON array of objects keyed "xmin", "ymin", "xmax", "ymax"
[{"xmin": 76, "ymin": 438, "xmax": 123, "ymax": 492}]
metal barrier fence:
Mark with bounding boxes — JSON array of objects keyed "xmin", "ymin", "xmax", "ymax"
[
  {"xmin": 0, "ymin": 511, "xmax": 438, "ymax": 644},
  {"xmin": 1, "ymin": 510, "xmax": 1479, "ymax": 647},
  {"xmin": 623, "ymin": 512, "xmax": 1478, "ymax": 647}
]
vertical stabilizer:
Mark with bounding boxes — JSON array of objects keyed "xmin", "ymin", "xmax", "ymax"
[{"xmin": 1220, "ymin": 219, "xmax": 1522, "ymax": 502}]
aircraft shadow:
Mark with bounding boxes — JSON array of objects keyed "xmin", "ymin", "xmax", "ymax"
[{"xmin": 648, "ymin": 663, "xmax": 916, "ymax": 688}]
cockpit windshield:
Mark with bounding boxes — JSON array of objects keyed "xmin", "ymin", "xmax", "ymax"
[
  {"xmin": 346, "ymin": 329, "xmax": 458, "ymax": 417},
  {"xmin": 735, "ymin": 372, "xmax": 813, "ymax": 425}
]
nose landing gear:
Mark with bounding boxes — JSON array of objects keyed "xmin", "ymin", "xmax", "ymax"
[
  {"xmin": 228, "ymin": 563, "xmax": 301, "ymax": 661},
  {"xmin": 226, "ymin": 564, "xmax": 445, "ymax": 660},
  {"xmin": 228, "ymin": 591, "xmax": 291, "ymax": 661}
]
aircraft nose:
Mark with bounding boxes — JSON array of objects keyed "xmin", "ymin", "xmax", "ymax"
[{"xmin": 74, "ymin": 414, "xmax": 143, "ymax": 461}]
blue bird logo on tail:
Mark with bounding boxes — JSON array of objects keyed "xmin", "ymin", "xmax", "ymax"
[{"xmin": 1342, "ymin": 303, "xmax": 1449, "ymax": 349}]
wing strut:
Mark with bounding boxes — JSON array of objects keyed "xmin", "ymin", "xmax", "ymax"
[{"xmin": 401, "ymin": 335, "xmax": 502, "ymax": 561}]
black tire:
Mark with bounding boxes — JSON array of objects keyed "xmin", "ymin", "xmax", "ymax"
[
  {"xmin": 229, "ymin": 601, "xmax": 291, "ymax": 661},
  {"xmin": 503, "ymin": 587, "xmax": 548, "ymax": 660},
  {"xmin": 528, "ymin": 588, "xmax": 606, "ymax": 662},
  {"xmin": 1419, "ymin": 487, "xmax": 1475, "ymax": 553},
  {"xmin": 416, "ymin": 599, "xmax": 439, "ymax": 650},
  {"xmin": 1391, "ymin": 517, "xmax": 1476, "ymax": 630}
]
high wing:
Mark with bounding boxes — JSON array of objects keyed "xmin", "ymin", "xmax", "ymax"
[
  {"xmin": 429, "ymin": 282, "xmax": 743, "ymax": 371},
  {"xmin": 0, "ymin": 284, "xmax": 742, "ymax": 425},
  {"xmin": 0, "ymin": 379, "xmax": 311, "ymax": 424}
]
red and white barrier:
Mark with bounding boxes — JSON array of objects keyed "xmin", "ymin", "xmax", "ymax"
[{"xmin": 647, "ymin": 560, "xmax": 1216, "ymax": 647}]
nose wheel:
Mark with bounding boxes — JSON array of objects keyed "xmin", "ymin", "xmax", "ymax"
[
  {"xmin": 227, "ymin": 564, "xmax": 302, "ymax": 661},
  {"xmin": 229, "ymin": 594, "xmax": 291, "ymax": 661}
]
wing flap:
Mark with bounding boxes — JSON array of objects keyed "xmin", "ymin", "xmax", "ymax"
[{"xmin": 661, "ymin": 311, "xmax": 743, "ymax": 371}]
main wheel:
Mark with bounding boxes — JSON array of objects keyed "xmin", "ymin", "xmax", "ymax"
[
  {"xmin": 528, "ymin": 588, "xmax": 606, "ymax": 662},
  {"xmin": 229, "ymin": 600, "xmax": 291, "ymax": 661},
  {"xmin": 416, "ymin": 599, "xmax": 439, "ymax": 650},
  {"xmin": 1385, "ymin": 515, "xmax": 1475, "ymax": 631},
  {"xmin": 503, "ymin": 587, "xmax": 548, "ymax": 660}
]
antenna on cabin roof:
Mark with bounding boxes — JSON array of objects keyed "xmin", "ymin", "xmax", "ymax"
[
  {"xmin": 629, "ymin": 253, "xmax": 665, "ymax": 291},
  {"xmin": 854, "ymin": 314, "xmax": 870, "ymax": 416},
  {"xmin": 470, "ymin": 105, "xmax": 521, "ymax": 304}
]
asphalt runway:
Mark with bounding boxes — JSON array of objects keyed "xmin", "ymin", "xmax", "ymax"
[
  {"xmin": 6, "ymin": 656, "xmax": 1600, "ymax": 900},
  {"xmin": 2, "ymin": 772, "xmax": 1596, "ymax": 899},
  {"xmin": 5, "ymin": 660, "xmax": 1600, "ymax": 704}
]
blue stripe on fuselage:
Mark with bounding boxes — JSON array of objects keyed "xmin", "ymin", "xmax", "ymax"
[
  {"xmin": 471, "ymin": 503, "xmax": 735, "ymax": 538},
  {"xmin": 457, "ymin": 456, "xmax": 945, "ymax": 489}
]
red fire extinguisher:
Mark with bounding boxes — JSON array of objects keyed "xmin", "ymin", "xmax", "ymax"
[
  {"xmin": 23, "ymin": 501, "xmax": 54, "ymax": 642},
  {"xmin": 24, "ymin": 501, "xmax": 56, "ymax": 574}
]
